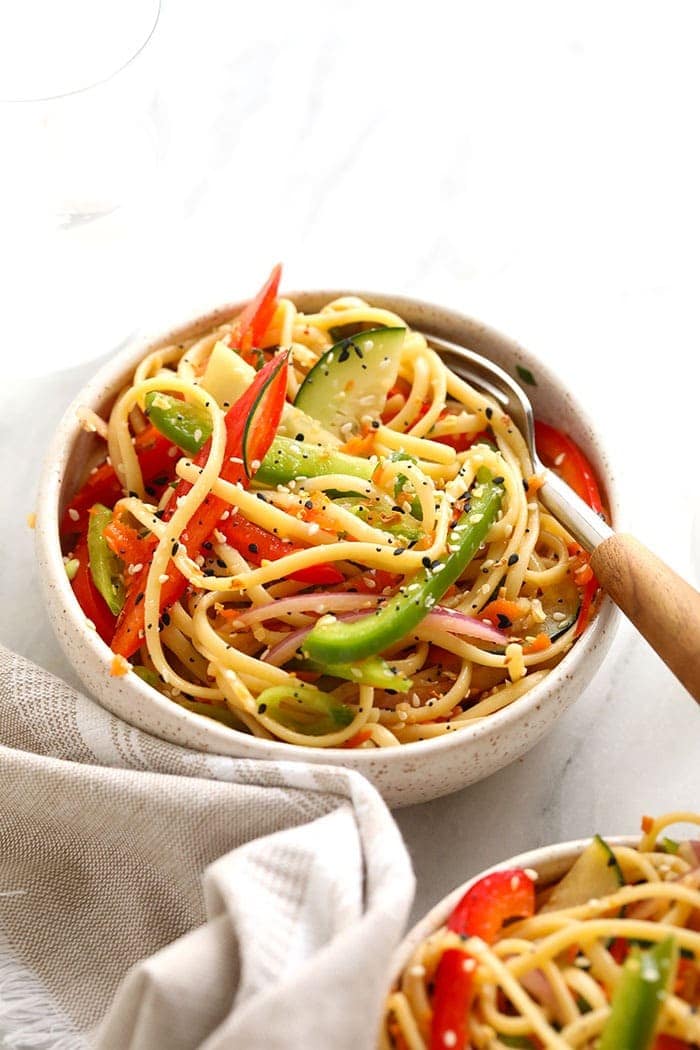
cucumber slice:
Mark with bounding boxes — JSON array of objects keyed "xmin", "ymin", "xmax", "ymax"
[
  {"xmin": 202, "ymin": 340, "xmax": 341, "ymax": 447},
  {"xmin": 542, "ymin": 834, "xmax": 624, "ymax": 912},
  {"xmin": 540, "ymin": 577, "xmax": 580, "ymax": 641},
  {"xmin": 294, "ymin": 327, "xmax": 405, "ymax": 439}
]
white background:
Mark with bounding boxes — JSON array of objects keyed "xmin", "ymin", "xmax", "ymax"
[{"xmin": 1, "ymin": 0, "xmax": 699, "ymax": 928}]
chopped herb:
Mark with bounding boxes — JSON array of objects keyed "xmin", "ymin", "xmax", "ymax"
[{"xmin": 516, "ymin": 364, "xmax": 537, "ymax": 386}]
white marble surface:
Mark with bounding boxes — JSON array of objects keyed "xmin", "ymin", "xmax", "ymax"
[{"xmin": 1, "ymin": 0, "xmax": 699, "ymax": 932}]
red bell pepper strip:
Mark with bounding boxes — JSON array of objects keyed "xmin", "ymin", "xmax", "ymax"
[
  {"xmin": 536, "ymin": 420, "xmax": 606, "ymax": 638},
  {"xmin": 60, "ymin": 425, "xmax": 176, "ymax": 536},
  {"xmin": 534, "ymin": 420, "xmax": 604, "ymax": 515},
  {"xmin": 70, "ymin": 534, "xmax": 117, "ymax": 644},
  {"xmin": 228, "ymin": 263, "xmax": 282, "ymax": 358},
  {"xmin": 111, "ymin": 351, "xmax": 289, "ymax": 658},
  {"xmin": 430, "ymin": 869, "xmax": 536, "ymax": 1050},
  {"xmin": 654, "ymin": 1037, "xmax": 693, "ymax": 1049},
  {"xmin": 216, "ymin": 511, "xmax": 343, "ymax": 586},
  {"xmin": 429, "ymin": 949, "xmax": 475, "ymax": 1050},
  {"xmin": 103, "ymin": 517, "xmax": 157, "ymax": 569}
]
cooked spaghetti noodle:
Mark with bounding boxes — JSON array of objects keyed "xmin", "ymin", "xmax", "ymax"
[
  {"xmin": 60, "ymin": 267, "xmax": 604, "ymax": 749},
  {"xmin": 382, "ymin": 812, "xmax": 700, "ymax": 1049}
]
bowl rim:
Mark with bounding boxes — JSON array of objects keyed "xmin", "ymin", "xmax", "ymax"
[
  {"xmin": 389, "ymin": 832, "xmax": 640, "ymax": 978},
  {"xmin": 36, "ymin": 288, "xmax": 621, "ymax": 763}
]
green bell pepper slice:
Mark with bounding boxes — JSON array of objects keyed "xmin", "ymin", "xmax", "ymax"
[
  {"xmin": 292, "ymin": 654, "xmax": 412, "ymax": 692},
  {"xmin": 255, "ymin": 436, "xmax": 375, "ymax": 488},
  {"xmin": 598, "ymin": 936, "xmax": 677, "ymax": 1050},
  {"xmin": 144, "ymin": 390, "xmax": 374, "ymax": 489},
  {"xmin": 144, "ymin": 392, "xmax": 212, "ymax": 455},
  {"xmin": 303, "ymin": 469, "xmax": 504, "ymax": 664},
  {"xmin": 132, "ymin": 667, "xmax": 241, "ymax": 728},
  {"xmin": 87, "ymin": 504, "xmax": 125, "ymax": 615},
  {"xmin": 255, "ymin": 681, "xmax": 355, "ymax": 736}
]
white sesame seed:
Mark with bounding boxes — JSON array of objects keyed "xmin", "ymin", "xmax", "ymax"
[
  {"xmin": 510, "ymin": 875, "xmax": 521, "ymax": 891},
  {"xmin": 251, "ymin": 459, "xmax": 261, "ymax": 471},
  {"xmin": 554, "ymin": 452, "xmax": 566, "ymax": 466},
  {"xmin": 213, "ymin": 529, "xmax": 226, "ymax": 543},
  {"xmin": 552, "ymin": 612, "xmax": 567, "ymax": 622},
  {"xmin": 524, "ymin": 868, "xmax": 539, "ymax": 881},
  {"xmin": 462, "ymin": 957, "xmax": 476, "ymax": 973},
  {"xmin": 408, "ymin": 964, "xmax": 426, "ymax": 977},
  {"xmin": 68, "ymin": 508, "xmax": 80, "ymax": 522},
  {"xmin": 193, "ymin": 429, "xmax": 202, "ymax": 444},
  {"xmin": 443, "ymin": 1031, "xmax": 457, "ymax": 1048},
  {"xmin": 168, "ymin": 446, "xmax": 178, "ymax": 458},
  {"xmin": 158, "ymin": 573, "xmax": 170, "ymax": 584}
]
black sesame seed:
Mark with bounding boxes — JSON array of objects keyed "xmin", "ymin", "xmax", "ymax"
[
  {"xmin": 485, "ymin": 407, "xmax": 493, "ymax": 420},
  {"xmin": 248, "ymin": 543, "xmax": 259, "ymax": 554},
  {"xmin": 508, "ymin": 553, "xmax": 519, "ymax": 566},
  {"xmin": 135, "ymin": 592, "xmax": 144, "ymax": 606},
  {"xmin": 497, "ymin": 613, "xmax": 512, "ymax": 628}
]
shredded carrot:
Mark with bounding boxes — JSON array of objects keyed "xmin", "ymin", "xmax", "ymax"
[
  {"xmin": 26, "ymin": 511, "xmax": 36, "ymax": 529},
  {"xmin": 342, "ymin": 728, "xmax": 373, "ymax": 749},
  {"xmin": 641, "ymin": 815, "xmax": 654, "ymax": 833},
  {"xmin": 523, "ymin": 633, "xmax": 553, "ymax": 655},
  {"xmin": 573, "ymin": 563, "xmax": 594, "ymax": 585},
  {"xmin": 478, "ymin": 599, "xmax": 523, "ymax": 625},
  {"xmin": 110, "ymin": 654, "xmax": 130, "ymax": 677},
  {"xmin": 387, "ymin": 1020, "xmax": 410, "ymax": 1050},
  {"xmin": 525, "ymin": 473, "xmax": 545, "ymax": 494},
  {"xmin": 342, "ymin": 432, "xmax": 376, "ymax": 457}
]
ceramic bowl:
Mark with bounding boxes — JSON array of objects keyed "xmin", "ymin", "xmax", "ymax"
[
  {"xmin": 387, "ymin": 834, "xmax": 637, "ymax": 977},
  {"xmin": 35, "ymin": 290, "xmax": 620, "ymax": 807}
]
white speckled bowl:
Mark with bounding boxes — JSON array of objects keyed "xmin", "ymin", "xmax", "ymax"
[
  {"xmin": 36, "ymin": 291, "xmax": 620, "ymax": 807},
  {"xmin": 384, "ymin": 833, "xmax": 638, "ymax": 1036}
]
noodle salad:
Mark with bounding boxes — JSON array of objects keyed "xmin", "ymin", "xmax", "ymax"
[
  {"xmin": 60, "ymin": 265, "xmax": 604, "ymax": 749},
  {"xmin": 382, "ymin": 811, "xmax": 700, "ymax": 1050}
]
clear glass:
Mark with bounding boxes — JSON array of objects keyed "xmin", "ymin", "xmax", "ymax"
[{"xmin": 0, "ymin": 0, "xmax": 165, "ymax": 376}]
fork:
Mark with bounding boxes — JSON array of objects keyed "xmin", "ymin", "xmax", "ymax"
[{"xmin": 429, "ymin": 334, "xmax": 700, "ymax": 703}]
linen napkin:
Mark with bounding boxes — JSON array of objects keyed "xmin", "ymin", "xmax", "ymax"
[{"xmin": 0, "ymin": 643, "xmax": 414, "ymax": 1050}]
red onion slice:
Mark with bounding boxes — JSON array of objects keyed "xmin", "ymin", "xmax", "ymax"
[{"xmin": 423, "ymin": 607, "xmax": 508, "ymax": 645}]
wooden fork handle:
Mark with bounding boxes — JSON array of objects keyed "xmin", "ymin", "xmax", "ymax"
[{"xmin": 590, "ymin": 534, "xmax": 700, "ymax": 703}]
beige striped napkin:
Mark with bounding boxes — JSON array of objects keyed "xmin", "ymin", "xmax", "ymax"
[{"xmin": 0, "ymin": 644, "xmax": 413, "ymax": 1049}]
